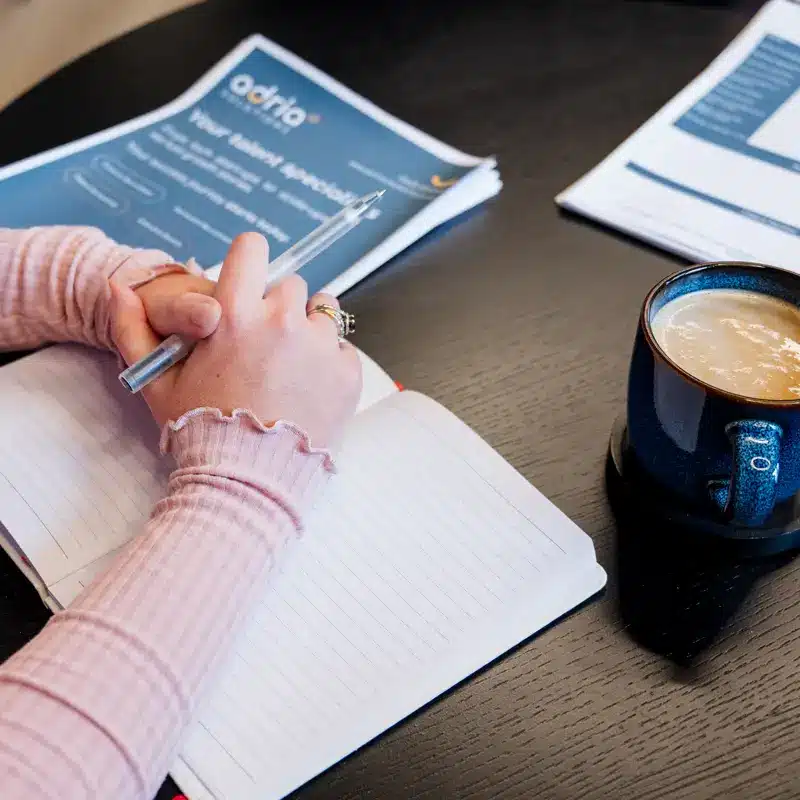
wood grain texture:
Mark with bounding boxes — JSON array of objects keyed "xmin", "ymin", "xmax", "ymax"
[{"xmin": 1, "ymin": 1, "xmax": 798, "ymax": 799}]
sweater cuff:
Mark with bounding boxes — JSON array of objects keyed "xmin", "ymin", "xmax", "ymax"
[{"xmin": 160, "ymin": 409, "xmax": 335, "ymax": 526}]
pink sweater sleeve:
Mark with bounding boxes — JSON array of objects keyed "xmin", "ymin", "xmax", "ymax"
[
  {"xmin": 0, "ymin": 228, "xmax": 334, "ymax": 798},
  {"xmin": 0, "ymin": 225, "xmax": 179, "ymax": 352}
]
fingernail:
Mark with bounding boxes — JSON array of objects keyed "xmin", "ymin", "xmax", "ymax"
[{"xmin": 186, "ymin": 295, "xmax": 219, "ymax": 327}]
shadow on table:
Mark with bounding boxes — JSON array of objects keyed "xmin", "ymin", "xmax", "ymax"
[{"xmin": 611, "ymin": 484, "xmax": 798, "ymax": 667}]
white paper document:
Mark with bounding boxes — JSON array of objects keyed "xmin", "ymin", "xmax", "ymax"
[{"xmin": 557, "ymin": 0, "xmax": 800, "ymax": 270}]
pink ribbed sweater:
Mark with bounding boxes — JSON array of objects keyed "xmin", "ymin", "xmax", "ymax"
[{"xmin": 0, "ymin": 227, "xmax": 332, "ymax": 798}]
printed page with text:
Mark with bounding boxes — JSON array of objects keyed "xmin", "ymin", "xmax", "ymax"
[{"xmin": 557, "ymin": 0, "xmax": 800, "ymax": 271}]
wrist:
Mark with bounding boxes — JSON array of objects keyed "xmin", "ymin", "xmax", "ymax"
[{"xmin": 160, "ymin": 408, "xmax": 335, "ymax": 528}]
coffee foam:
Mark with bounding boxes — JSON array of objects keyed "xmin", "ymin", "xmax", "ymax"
[{"xmin": 651, "ymin": 288, "xmax": 800, "ymax": 401}]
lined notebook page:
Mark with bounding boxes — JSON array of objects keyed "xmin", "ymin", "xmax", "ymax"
[
  {"xmin": 0, "ymin": 345, "xmax": 166, "ymax": 587},
  {"xmin": 47, "ymin": 549, "xmax": 123, "ymax": 611},
  {"xmin": 0, "ymin": 346, "xmax": 605, "ymax": 800},
  {"xmin": 168, "ymin": 391, "xmax": 604, "ymax": 800},
  {"xmin": 0, "ymin": 344, "xmax": 395, "ymax": 592}
]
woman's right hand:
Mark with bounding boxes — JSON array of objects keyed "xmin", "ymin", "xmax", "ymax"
[{"xmin": 110, "ymin": 232, "xmax": 362, "ymax": 449}]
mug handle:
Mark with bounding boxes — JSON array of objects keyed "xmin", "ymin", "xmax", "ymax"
[{"xmin": 708, "ymin": 420, "xmax": 782, "ymax": 527}]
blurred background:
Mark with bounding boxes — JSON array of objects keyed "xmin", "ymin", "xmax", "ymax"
[
  {"xmin": 0, "ymin": 0, "xmax": 762, "ymax": 114},
  {"xmin": 0, "ymin": 0, "xmax": 200, "ymax": 111}
]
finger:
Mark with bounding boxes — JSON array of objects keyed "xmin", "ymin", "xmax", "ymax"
[
  {"xmin": 214, "ymin": 232, "xmax": 270, "ymax": 319},
  {"xmin": 137, "ymin": 271, "xmax": 217, "ymax": 302},
  {"xmin": 265, "ymin": 275, "xmax": 309, "ymax": 326},
  {"xmin": 306, "ymin": 292, "xmax": 340, "ymax": 313},
  {"xmin": 110, "ymin": 282, "xmax": 161, "ymax": 365},
  {"xmin": 306, "ymin": 293, "xmax": 342, "ymax": 335},
  {"xmin": 339, "ymin": 337, "xmax": 362, "ymax": 366},
  {"xmin": 339, "ymin": 340, "xmax": 364, "ymax": 401},
  {"xmin": 136, "ymin": 271, "xmax": 217, "ymax": 334},
  {"xmin": 147, "ymin": 291, "xmax": 222, "ymax": 339},
  {"xmin": 111, "ymin": 282, "xmax": 176, "ymax": 411}
]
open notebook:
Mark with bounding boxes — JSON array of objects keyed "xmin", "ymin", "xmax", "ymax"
[{"xmin": 0, "ymin": 344, "xmax": 606, "ymax": 800}]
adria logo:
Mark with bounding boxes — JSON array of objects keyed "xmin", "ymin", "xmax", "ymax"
[{"xmin": 228, "ymin": 74, "xmax": 312, "ymax": 128}]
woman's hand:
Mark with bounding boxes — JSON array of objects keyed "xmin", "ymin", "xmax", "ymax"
[
  {"xmin": 111, "ymin": 233, "xmax": 362, "ymax": 449},
  {"xmin": 134, "ymin": 269, "xmax": 221, "ymax": 341}
]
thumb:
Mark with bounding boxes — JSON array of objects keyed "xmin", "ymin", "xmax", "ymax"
[
  {"xmin": 110, "ymin": 281, "xmax": 161, "ymax": 365},
  {"xmin": 146, "ymin": 291, "xmax": 222, "ymax": 340}
]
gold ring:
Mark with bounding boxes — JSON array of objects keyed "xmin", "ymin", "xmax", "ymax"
[{"xmin": 308, "ymin": 304, "xmax": 355, "ymax": 339}]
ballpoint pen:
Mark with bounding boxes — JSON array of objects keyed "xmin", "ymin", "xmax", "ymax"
[{"xmin": 119, "ymin": 189, "xmax": 385, "ymax": 393}]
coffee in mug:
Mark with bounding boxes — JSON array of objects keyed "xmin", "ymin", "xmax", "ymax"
[
  {"xmin": 626, "ymin": 262, "xmax": 800, "ymax": 528},
  {"xmin": 650, "ymin": 288, "xmax": 800, "ymax": 401}
]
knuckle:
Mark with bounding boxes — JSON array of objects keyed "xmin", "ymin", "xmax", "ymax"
[
  {"xmin": 218, "ymin": 308, "xmax": 250, "ymax": 338},
  {"xmin": 285, "ymin": 274, "xmax": 307, "ymax": 294},
  {"xmin": 317, "ymin": 293, "xmax": 339, "ymax": 310},
  {"xmin": 273, "ymin": 303, "xmax": 297, "ymax": 331}
]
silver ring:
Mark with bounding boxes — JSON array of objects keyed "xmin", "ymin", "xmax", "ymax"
[{"xmin": 308, "ymin": 304, "xmax": 355, "ymax": 339}]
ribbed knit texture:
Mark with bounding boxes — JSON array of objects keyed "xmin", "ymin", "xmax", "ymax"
[{"xmin": 0, "ymin": 227, "xmax": 333, "ymax": 798}]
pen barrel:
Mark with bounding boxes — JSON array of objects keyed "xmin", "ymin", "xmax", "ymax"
[
  {"xmin": 266, "ymin": 210, "xmax": 360, "ymax": 284},
  {"xmin": 119, "ymin": 334, "xmax": 192, "ymax": 393}
]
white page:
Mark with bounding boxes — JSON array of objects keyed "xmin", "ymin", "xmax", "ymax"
[
  {"xmin": 0, "ymin": 346, "xmax": 167, "ymax": 587},
  {"xmin": 168, "ymin": 391, "xmax": 604, "ymax": 799},
  {"xmin": 0, "ymin": 346, "xmax": 604, "ymax": 799},
  {"xmin": 0, "ymin": 343, "xmax": 393, "ymax": 589},
  {"xmin": 355, "ymin": 349, "xmax": 398, "ymax": 412},
  {"xmin": 557, "ymin": 0, "xmax": 800, "ymax": 270},
  {"xmin": 47, "ymin": 549, "xmax": 123, "ymax": 610}
]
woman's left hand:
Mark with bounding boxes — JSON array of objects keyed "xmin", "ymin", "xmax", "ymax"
[{"xmin": 134, "ymin": 270, "xmax": 222, "ymax": 341}]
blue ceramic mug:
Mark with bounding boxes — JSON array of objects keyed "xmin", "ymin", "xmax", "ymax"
[{"xmin": 627, "ymin": 262, "xmax": 800, "ymax": 528}]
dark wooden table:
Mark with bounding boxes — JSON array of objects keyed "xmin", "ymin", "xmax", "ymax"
[{"xmin": 1, "ymin": 1, "xmax": 798, "ymax": 798}]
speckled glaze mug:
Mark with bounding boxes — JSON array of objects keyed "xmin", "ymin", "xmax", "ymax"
[{"xmin": 627, "ymin": 262, "xmax": 800, "ymax": 528}]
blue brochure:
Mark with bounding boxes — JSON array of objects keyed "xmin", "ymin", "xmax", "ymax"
[{"xmin": 0, "ymin": 36, "xmax": 500, "ymax": 294}]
